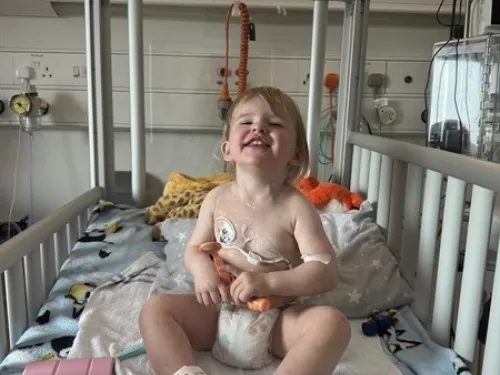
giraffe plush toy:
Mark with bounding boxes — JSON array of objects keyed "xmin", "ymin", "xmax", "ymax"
[{"xmin": 145, "ymin": 172, "xmax": 233, "ymax": 240}]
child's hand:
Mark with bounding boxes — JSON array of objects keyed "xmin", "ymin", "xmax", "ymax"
[
  {"xmin": 223, "ymin": 266, "xmax": 271, "ymax": 306},
  {"xmin": 193, "ymin": 262, "xmax": 231, "ymax": 307}
]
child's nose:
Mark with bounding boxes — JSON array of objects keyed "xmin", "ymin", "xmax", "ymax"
[{"xmin": 251, "ymin": 122, "xmax": 268, "ymax": 133}]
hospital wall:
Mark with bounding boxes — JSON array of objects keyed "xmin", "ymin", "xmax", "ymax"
[{"xmin": 0, "ymin": 8, "xmax": 449, "ymax": 221}]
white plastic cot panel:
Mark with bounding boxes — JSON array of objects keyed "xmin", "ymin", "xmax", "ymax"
[
  {"xmin": 385, "ymin": 61, "xmax": 430, "ymax": 95},
  {"xmin": 297, "ymin": 59, "xmax": 388, "ymax": 95}
]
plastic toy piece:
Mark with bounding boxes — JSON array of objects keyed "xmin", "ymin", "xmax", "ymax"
[
  {"xmin": 22, "ymin": 357, "xmax": 114, "ymax": 375},
  {"xmin": 361, "ymin": 309, "xmax": 398, "ymax": 337},
  {"xmin": 199, "ymin": 242, "xmax": 271, "ymax": 312},
  {"xmin": 115, "ymin": 344, "xmax": 146, "ymax": 362}
]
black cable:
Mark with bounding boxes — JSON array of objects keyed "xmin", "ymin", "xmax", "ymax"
[
  {"xmin": 436, "ymin": 0, "xmax": 456, "ymax": 27},
  {"xmin": 424, "ymin": 49, "xmax": 452, "ymax": 146},
  {"xmin": 423, "ymin": 0, "xmax": 459, "ymax": 146},
  {"xmin": 454, "ymin": 0, "xmax": 464, "ymax": 154},
  {"xmin": 450, "ymin": 0, "xmax": 458, "ymax": 38},
  {"xmin": 361, "ymin": 115, "xmax": 373, "ymax": 135}
]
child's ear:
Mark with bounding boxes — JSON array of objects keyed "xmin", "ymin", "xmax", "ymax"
[{"xmin": 220, "ymin": 141, "xmax": 232, "ymax": 163}]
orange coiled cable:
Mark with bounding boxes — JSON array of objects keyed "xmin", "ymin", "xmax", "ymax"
[{"xmin": 220, "ymin": 1, "xmax": 249, "ymax": 102}]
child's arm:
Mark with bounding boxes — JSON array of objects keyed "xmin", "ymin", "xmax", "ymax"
[
  {"xmin": 184, "ymin": 187, "xmax": 234, "ymax": 305},
  {"xmin": 184, "ymin": 189, "xmax": 219, "ymax": 276},
  {"xmin": 265, "ymin": 195, "xmax": 339, "ymax": 298}
]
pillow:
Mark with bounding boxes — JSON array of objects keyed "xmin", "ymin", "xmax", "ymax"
[
  {"xmin": 159, "ymin": 219, "xmax": 197, "ymax": 294},
  {"xmin": 159, "ymin": 201, "xmax": 413, "ymax": 318},
  {"xmin": 303, "ymin": 201, "xmax": 413, "ymax": 317}
]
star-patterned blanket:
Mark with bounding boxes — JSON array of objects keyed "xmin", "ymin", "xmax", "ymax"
[
  {"xmin": 380, "ymin": 306, "xmax": 472, "ymax": 375},
  {"xmin": 0, "ymin": 202, "xmax": 165, "ymax": 375}
]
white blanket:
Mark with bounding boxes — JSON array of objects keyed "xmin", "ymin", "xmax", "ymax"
[
  {"xmin": 68, "ymin": 252, "xmax": 160, "ymax": 375},
  {"xmin": 68, "ymin": 253, "xmax": 401, "ymax": 375}
]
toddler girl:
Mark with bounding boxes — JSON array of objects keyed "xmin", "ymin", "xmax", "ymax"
[{"xmin": 139, "ymin": 86, "xmax": 351, "ymax": 375}]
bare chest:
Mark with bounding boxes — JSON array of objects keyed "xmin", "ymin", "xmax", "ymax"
[{"xmin": 213, "ymin": 201, "xmax": 299, "ymax": 270}]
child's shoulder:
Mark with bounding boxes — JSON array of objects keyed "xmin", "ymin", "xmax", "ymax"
[
  {"xmin": 212, "ymin": 181, "xmax": 233, "ymax": 195},
  {"xmin": 203, "ymin": 181, "xmax": 232, "ymax": 202},
  {"xmin": 284, "ymin": 184, "xmax": 319, "ymax": 215}
]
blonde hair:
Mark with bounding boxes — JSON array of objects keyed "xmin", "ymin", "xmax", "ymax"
[{"xmin": 223, "ymin": 86, "xmax": 309, "ymax": 185}]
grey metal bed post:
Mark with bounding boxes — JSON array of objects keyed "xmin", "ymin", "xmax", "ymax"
[
  {"xmin": 86, "ymin": 0, "xmax": 116, "ymax": 200},
  {"xmin": 129, "ymin": 0, "xmax": 146, "ymax": 207},
  {"xmin": 85, "ymin": 0, "xmax": 97, "ymax": 189},
  {"xmin": 332, "ymin": 0, "xmax": 370, "ymax": 186},
  {"xmin": 306, "ymin": 0, "xmax": 329, "ymax": 178}
]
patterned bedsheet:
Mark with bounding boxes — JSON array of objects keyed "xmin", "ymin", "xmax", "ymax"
[{"xmin": 0, "ymin": 201, "xmax": 166, "ymax": 375}]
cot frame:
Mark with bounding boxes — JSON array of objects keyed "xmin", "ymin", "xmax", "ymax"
[{"xmin": 0, "ymin": 0, "xmax": 499, "ymax": 374}]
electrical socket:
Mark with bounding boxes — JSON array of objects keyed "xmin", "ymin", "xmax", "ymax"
[
  {"xmin": 12, "ymin": 53, "xmax": 59, "ymax": 85},
  {"xmin": 39, "ymin": 66, "xmax": 53, "ymax": 79}
]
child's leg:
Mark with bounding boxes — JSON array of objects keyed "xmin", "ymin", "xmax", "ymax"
[
  {"xmin": 139, "ymin": 294, "xmax": 218, "ymax": 375},
  {"xmin": 270, "ymin": 305, "xmax": 350, "ymax": 375}
]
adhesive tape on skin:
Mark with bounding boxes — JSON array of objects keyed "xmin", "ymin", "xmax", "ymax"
[{"xmin": 301, "ymin": 254, "xmax": 332, "ymax": 264}]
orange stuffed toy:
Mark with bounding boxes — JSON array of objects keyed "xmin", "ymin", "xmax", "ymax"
[{"xmin": 294, "ymin": 175, "xmax": 364, "ymax": 212}]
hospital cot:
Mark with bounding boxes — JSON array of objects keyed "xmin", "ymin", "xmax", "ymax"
[{"xmin": 0, "ymin": 0, "xmax": 498, "ymax": 374}]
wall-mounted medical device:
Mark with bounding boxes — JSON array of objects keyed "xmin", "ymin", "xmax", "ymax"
[
  {"xmin": 428, "ymin": 120, "xmax": 470, "ymax": 154},
  {"xmin": 9, "ymin": 66, "xmax": 49, "ymax": 133},
  {"xmin": 465, "ymin": 0, "xmax": 500, "ymax": 37},
  {"xmin": 427, "ymin": 34, "xmax": 500, "ymax": 163}
]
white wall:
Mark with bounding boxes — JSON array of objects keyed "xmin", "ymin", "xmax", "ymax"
[{"xmin": 0, "ymin": 7, "xmax": 449, "ymax": 222}]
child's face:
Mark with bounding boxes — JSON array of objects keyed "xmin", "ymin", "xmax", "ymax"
[{"xmin": 221, "ymin": 96, "xmax": 299, "ymax": 174}]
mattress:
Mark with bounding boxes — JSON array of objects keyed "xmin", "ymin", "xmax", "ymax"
[{"xmin": 0, "ymin": 202, "xmax": 472, "ymax": 375}]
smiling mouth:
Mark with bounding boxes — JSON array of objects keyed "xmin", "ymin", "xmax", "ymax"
[{"xmin": 243, "ymin": 138, "xmax": 270, "ymax": 147}]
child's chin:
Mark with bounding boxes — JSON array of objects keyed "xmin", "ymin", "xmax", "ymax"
[{"xmin": 240, "ymin": 155, "xmax": 273, "ymax": 165}]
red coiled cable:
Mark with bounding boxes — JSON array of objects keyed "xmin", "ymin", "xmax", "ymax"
[{"xmin": 220, "ymin": 1, "xmax": 249, "ymax": 102}]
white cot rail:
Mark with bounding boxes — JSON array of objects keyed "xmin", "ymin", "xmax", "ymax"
[
  {"xmin": 0, "ymin": 187, "xmax": 103, "ymax": 361},
  {"xmin": 348, "ymin": 132, "xmax": 499, "ymax": 374}
]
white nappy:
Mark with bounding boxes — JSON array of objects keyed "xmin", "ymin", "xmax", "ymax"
[{"xmin": 212, "ymin": 303, "xmax": 281, "ymax": 370}]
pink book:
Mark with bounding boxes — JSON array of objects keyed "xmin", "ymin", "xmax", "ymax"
[{"xmin": 22, "ymin": 357, "xmax": 114, "ymax": 375}]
